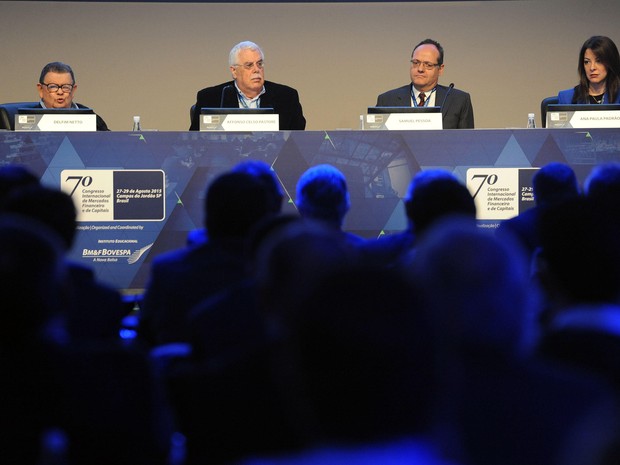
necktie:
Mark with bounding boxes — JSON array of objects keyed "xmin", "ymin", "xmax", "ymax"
[{"xmin": 418, "ymin": 92, "xmax": 426, "ymax": 106}]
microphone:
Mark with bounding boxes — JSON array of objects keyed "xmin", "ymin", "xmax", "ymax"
[
  {"xmin": 220, "ymin": 85, "xmax": 233, "ymax": 108},
  {"xmin": 439, "ymin": 83, "xmax": 455, "ymax": 109}
]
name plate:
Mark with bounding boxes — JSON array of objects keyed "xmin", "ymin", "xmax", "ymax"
[
  {"xmin": 200, "ymin": 113, "xmax": 279, "ymax": 131},
  {"xmin": 363, "ymin": 112, "xmax": 442, "ymax": 130},
  {"xmin": 15, "ymin": 113, "xmax": 97, "ymax": 131},
  {"xmin": 547, "ymin": 109, "xmax": 620, "ymax": 128}
]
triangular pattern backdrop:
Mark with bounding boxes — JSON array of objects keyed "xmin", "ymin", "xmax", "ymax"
[{"xmin": 2, "ymin": 129, "xmax": 619, "ymax": 290}]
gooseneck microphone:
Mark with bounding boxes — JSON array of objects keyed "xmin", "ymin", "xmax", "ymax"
[
  {"xmin": 439, "ymin": 83, "xmax": 455, "ymax": 109},
  {"xmin": 220, "ymin": 85, "xmax": 233, "ymax": 108}
]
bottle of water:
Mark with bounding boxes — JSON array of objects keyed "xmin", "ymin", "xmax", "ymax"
[
  {"xmin": 132, "ymin": 116, "xmax": 141, "ymax": 131},
  {"xmin": 527, "ymin": 113, "xmax": 536, "ymax": 128}
]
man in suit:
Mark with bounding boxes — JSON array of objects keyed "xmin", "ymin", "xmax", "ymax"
[
  {"xmin": 376, "ymin": 39, "xmax": 474, "ymax": 129},
  {"xmin": 189, "ymin": 41, "xmax": 306, "ymax": 131},
  {"xmin": 37, "ymin": 61, "xmax": 109, "ymax": 131}
]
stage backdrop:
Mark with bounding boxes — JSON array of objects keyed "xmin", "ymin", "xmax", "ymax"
[
  {"xmin": 2, "ymin": 128, "xmax": 619, "ymax": 292},
  {"xmin": 1, "ymin": 0, "xmax": 619, "ymax": 131}
]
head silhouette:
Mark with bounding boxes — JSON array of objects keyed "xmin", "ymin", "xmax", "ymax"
[
  {"xmin": 295, "ymin": 164, "xmax": 350, "ymax": 228},
  {"xmin": 205, "ymin": 171, "xmax": 275, "ymax": 241}
]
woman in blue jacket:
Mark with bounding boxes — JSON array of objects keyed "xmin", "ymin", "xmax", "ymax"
[{"xmin": 558, "ymin": 36, "xmax": 620, "ymax": 105}]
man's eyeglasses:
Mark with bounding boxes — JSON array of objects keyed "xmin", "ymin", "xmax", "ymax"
[
  {"xmin": 40, "ymin": 83, "xmax": 75, "ymax": 93},
  {"xmin": 410, "ymin": 60, "xmax": 440, "ymax": 70},
  {"xmin": 235, "ymin": 60, "xmax": 264, "ymax": 70}
]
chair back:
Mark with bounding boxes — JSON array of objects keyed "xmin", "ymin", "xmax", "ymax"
[
  {"xmin": 540, "ymin": 96, "xmax": 559, "ymax": 128},
  {"xmin": 0, "ymin": 102, "xmax": 39, "ymax": 130}
]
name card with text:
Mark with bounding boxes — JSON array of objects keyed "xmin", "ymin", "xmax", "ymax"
[
  {"xmin": 546, "ymin": 104, "xmax": 620, "ymax": 129},
  {"xmin": 363, "ymin": 112, "xmax": 442, "ymax": 130},
  {"xmin": 15, "ymin": 113, "xmax": 97, "ymax": 131},
  {"xmin": 200, "ymin": 113, "xmax": 279, "ymax": 131}
]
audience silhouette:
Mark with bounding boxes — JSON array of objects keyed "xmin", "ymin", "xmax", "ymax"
[
  {"xmin": 187, "ymin": 159, "xmax": 283, "ymax": 246},
  {"xmin": 0, "ymin": 211, "xmax": 170, "ymax": 465},
  {"xmin": 0, "ymin": 215, "xmax": 68, "ymax": 465},
  {"xmin": 0, "ymin": 164, "xmax": 40, "ymax": 206},
  {"xmin": 584, "ymin": 161, "xmax": 620, "ymax": 201},
  {"xmin": 167, "ymin": 217, "xmax": 358, "ymax": 465},
  {"xmin": 2, "ymin": 184, "xmax": 127, "ymax": 342},
  {"xmin": 497, "ymin": 162, "xmax": 580, "ymax": 258},
  {"xmin": 362, "ymin": 168, "xmax": 476, "ymax": 268},
  {"xmin": 140, "ymin": 169, "xmax": 278, "ymax": 346},
  {"xmin": 536, "ymin": 192, "xmax": 620, "ymax": 393},
  {"xmin": 412, "ymin": 217, "xmax": 619, "ymax": 465},
  {"xmin": 237, "ymin": 258, "xmax": 445, "ymax": 464},
  {"xmin": 295, "ymin": 164, "xmax": 364, "ymax": 246},
  {"xmin": 5, "ymin": 160, "xmax": 620, "ymax": 465}
]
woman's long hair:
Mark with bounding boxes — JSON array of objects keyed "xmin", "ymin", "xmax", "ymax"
[{"xmin": 572, "ymin": 36, "xmax": 620, "ymax": 104}]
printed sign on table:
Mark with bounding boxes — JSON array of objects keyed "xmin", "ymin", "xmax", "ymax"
[{"xmin": 466, "ymin": 167, "xmax": 538, "ymax": 220}]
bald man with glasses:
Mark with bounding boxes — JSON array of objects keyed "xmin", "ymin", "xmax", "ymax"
[
  {"xmin": 36, "ymin": 61, "xmax": 109, "ymax": 131},
  {"xmin": 190, "ymin": 41, "xmax": 306, "ymax": 131},
  {"xmin": 376, "ymin": 38, "xmax": 474, "ymax": 129}
]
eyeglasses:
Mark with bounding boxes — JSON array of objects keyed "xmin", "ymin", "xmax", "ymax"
[
  {"xmin": 40, "ymin": 83, "xmax": 75, "ymax": 93},
  {"xmin": 235, "ymin": 60, "xmax": 264, "ymax": 70},
  {"xmin": 410, "ymin": 60, "xmax": 440, "ymax": 70}
]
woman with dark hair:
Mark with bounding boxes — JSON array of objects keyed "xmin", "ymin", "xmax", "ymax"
[{"xmin": 558, "ymin": 35, "xmax": 620, "ymax": 104}]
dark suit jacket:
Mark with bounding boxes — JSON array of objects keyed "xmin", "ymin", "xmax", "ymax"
[
  {"xmin": 376, "ymin": 83, "xmax": 474, "ymax": 129},
  {"xmin": 189, "ymin": 80, "xmax": 306, "ymax": 131},
  {"xmin": 358, "ymin": 229, "xmax": 415, "ymax": 269},
  {"xmin": 139, "ymin": 238, "xmax": 249, "ymax": 346},
  {"xmin": 537, "ymin": 305, "xmax": 620, "ymax": 392},
  {"xmin": 66, "ymin": 261, "xmax": 126, "ymax": 342},
  {"xmin": 496, "ymin": 206, "xmax": 541, "ymax": 258},
  {"xmin": 438, "ymin": 351, "xmax": 619, "ymax": 465}
]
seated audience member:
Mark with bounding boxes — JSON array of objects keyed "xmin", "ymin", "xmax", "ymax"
[
  {"xmin": 187, "ymin": 159, "xmax": 283, "ymax": 246},
  {"xmin": 169, "ymin": 218, "xmax": 359, "ymax": 465},
  {"xmin": 557, "ymin": 36, "xmax": 620, "ymax": 104},
  {"xmin": 0, "ymin": 215, "xmax": 68, "ymax": 465},
  {"xmin": 412, "ymin": 217, "xmax": 620, "ymax": 465},
  {"xmin": 187, "ymin": 214, "xmax": 299, "ymax": 363},
  {"xmin": 3, "ymin": 190, "xmax": 175, "ymax": 465},
  {"xmin": 376, "ymin": 38, "xmax": 474, "ymax": 129},
  {"xmin": 236, "ymin": 260, "xmax": 445, "ymax": 465},
  {"xmin": 140, "ymin": 170, "xmax": 277, "ymax": 346},
  {"xmin": 286, "ymin": 263, "xmax": 433, "ymax": 440},
  {"xmin": 2, "ymin": 184, "xmax": 126, "ymax": 342},
  {"xmin": 36, "ymin": 61, "xmax": 109, "ymax": 131},
  {"xmin": 0, "ymin": 215, "xmax": 172, "ymax": 465},
  {"xmin": 497, "ymin": 162, "xmax": 580, "ymax": 257},
  {"xmin": 536, "ymin": 194, "xmax": 620, "ymax": 392},
  {"xmin": 189, "ymin": 41, "xmax": 306, "ymax": 131},
  {"xmin": 236, "ymin": 159, "xmax": 285, "ymax": 213},
  {"xmin": 251, "ymin": 217, "xmax": 363, "ymax": 334},
  {"xmin": 405, "ymin": 171, "xmax": 476, "ymax": 239},
  {"xmin": 361, "ymin": 169, "xmax": 476, "ymax": 267},
  {"xmin": 584, "ymin": 161, "xmax": 620, "ymax": 201},
  {"xmin": 0, "ymin": 164, "xmax": 40, "ymax": 205},
  {"xmin": 56, "ymin": 340, "xmax": 171, "ymax": 465},
  {"xmin": 295, "ymin": 164, "xmax": 364, "ymax": 246}
]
